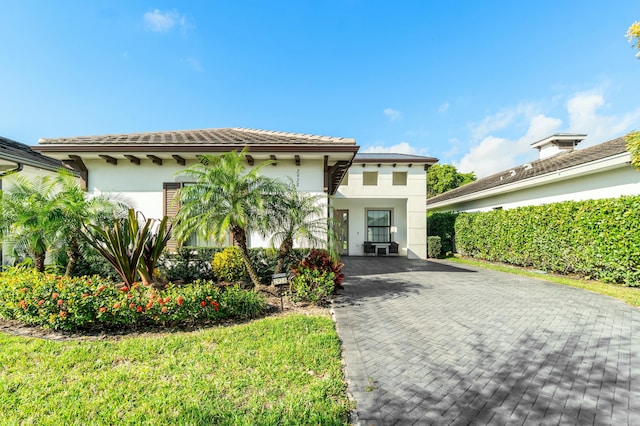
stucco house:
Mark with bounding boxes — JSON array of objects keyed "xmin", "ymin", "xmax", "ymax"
[
  {"xmin": 35, "ymin": 127, "xmax": 438, "ymax": 259},
  {"xmin": 1, "ymin": 135, "xmax": 68, "ymax": 265},
  {"xmin": 427, "ymin": 134, "xmax": 640, "ymax": 213},
  {"xmin": 1, "ymin": 135, "xmax": 64, "ymax": 184}
]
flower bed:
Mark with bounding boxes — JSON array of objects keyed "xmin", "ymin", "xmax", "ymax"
[{"xmin": 0, "ymin": 268, "xmax": 266, "ymax": 331}]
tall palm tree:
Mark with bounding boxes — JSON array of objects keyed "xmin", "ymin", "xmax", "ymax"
[
  {"xmin": 174, "ymin": 149, "xmax": 287, "ymax": 289},
  {"xmin": 256, "ymin": 179, "xmax": 329, "ymax": 274},
  {"xmin": 0, "ymin": 175, "xmax": 60, "ymax": 272}
]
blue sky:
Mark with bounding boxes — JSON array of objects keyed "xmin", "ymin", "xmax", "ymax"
[{"xmin": 2, "ymin": 1, "xmax": 639, "ymax": 177}]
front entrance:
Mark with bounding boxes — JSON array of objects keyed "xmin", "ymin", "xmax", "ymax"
[{"xmin": 334, "ymin": 210, "xmax": 349, "ymax": 256}]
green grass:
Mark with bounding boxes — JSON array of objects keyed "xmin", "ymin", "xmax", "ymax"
[
  {"xmin": 0, "ymin": 314, "xmax": 352, "ymax": 425},
  {"xmin": 447, "ymin": 256, "xmax": 640, "ymax": 308}
]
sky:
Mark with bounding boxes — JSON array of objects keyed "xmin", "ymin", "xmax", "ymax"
[{"xmin": 2, "ymin": 1, "xmax": 640, "ymax": 178}]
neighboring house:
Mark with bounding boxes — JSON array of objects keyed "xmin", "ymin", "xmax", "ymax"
[
  {"xmin": 1, "ymin": 135, "xmax": 68, "ymax": 265},
  {"xmin": 1, "ymin": 135, "xmax": 64, "ymax": 183},
  {"xmin": 427, "ymin": 134, "xmax": 640, "ymax": 213},
  {"xmin": 35, "ymin": 127, "xmax": 438, "ymax": 259}
]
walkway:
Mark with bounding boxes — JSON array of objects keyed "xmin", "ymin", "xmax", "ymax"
[{"xmin": 332, "ymin": 257, "xmax": 640, "ymax": 425}]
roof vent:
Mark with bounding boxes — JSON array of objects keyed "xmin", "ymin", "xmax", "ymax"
[{"xmin": 531, "ymin": 133, "xmax": 586, "ymax": 160}]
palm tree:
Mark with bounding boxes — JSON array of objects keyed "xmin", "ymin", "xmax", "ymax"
[
  {"xmin": 174, "ymin": 149, "xmax": 287, "ymax": 289},
  {"xmin": 52, "ymin": 170, "xmax": 127, "ymax": 276},
  {"xmin": 256, "ymin": 179, "xmax": 329, "ymax": 274},
  {"xmin": 0, "ymin": 175, "xmax": 60, "ymax": 272},
  {"xmin": 0, "ymin": 170, "xmax": 126, "ymax": 274}
]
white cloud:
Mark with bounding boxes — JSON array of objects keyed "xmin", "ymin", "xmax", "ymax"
[
  {"xmin": 438, "ymin": 102, "xmax": 450, "ymax": 113},
  {"xmin": 455, "ymin": 88, "xmax": 640, "ymax": 178},
  {"xmin": 470, "ymin": 110, "xmax": 516, "ymax": 141},
  {"xmin": 469, "ymin": 103, "xmax": 538, "ymax": 141},
  {"xmin": 455, "ymin": 114, "xmax": 562, "ymax": 178},
  {"xmin": 143, "ymin": 9, "xmax": 189, "ymax": 32},
  {"xmin": 362, "ymin": 141, "xmax": 421, "ymax": 155},
  {"xmin": 566, "ymin": 91, "xmax": 640, "ymax": 147},
  {"xmin": 383, "ymin": 108, "xmax": 401, "ymax": 122}
]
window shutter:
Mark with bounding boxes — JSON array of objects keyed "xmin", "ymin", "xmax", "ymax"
[{"xmin": 163, "ymin": 183, "xmax": 181, "ymax": 251}]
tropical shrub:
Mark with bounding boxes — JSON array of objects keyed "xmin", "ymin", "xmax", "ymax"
[
  {"xmin": 454, "ymin": 196, "xmax": 640, "ymax": 286},
  {"xmin": 290, "ymin": 267, "xmax": 335, "ymax": 305},
  {"xmin": 427, "ymin": 212, "xmax": 459, "ymax": 254},
  {"xmin": 248, "ymin": 248, "xmax": 278, "ymax": 284},
  {"xmin": 247, "ymin": 247, "xmax": 311, "ymax": 284},
  {"xmin": 159, "ymin": 247, "xmax": 220, "ymax": 284},
  {"xmin": 427, "ymin": 236, "xmax": 442, "ymax": 258},
  {"xmin": 138, "ymin": 215, "xmax": 173, "ymax": 285},
  {"xmin": 0, "ymin": 268, "xmax": 266, "ymax": 331},
  {"xmin": 291, "ymin": 249, "xmax": 344, "ymax": 292},
  {"xmin": 212, "ymin": 247, "xmax": 247, "ymax": 282},
  {"xmin": 82, "ymin": 209, "xmax": 171, "ymax": 286},
  {"xmin": 0, "ymin": 175, "xmax": 60, "ymax": 272},
  {"xmin": 626, "ymin": 131, "xmax": 640, "ymax": 170}
]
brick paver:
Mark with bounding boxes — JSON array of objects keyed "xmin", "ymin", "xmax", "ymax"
[{"xmin": 332, "ymin": 257, "xmax": 640, "ymax": 425}]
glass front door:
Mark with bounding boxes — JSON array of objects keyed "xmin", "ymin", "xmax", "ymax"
[{"xmin": 334, "ymin": 210, "xmax": 349, "ymax": 256}]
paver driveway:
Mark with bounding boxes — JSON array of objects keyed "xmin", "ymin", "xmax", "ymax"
[{"xmin": 332, "ymin": 257, "xmax": 640, "ymax": 425}]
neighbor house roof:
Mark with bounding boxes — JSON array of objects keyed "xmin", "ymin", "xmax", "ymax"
[
  {"xmin": 0, "ymin": 136, "xmax": 64, "ymax": 174},
  {"xmin": 36, "ymin": 127, "xmax": 358, "ymax": 152},
  {"xmin": 428, "ymin": 136, "xmax": 629, "ymax": 206}
]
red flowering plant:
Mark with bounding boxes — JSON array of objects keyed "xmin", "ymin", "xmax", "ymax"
[
  {"xmin": 290, "ymin": 249, "xmax": 345, "ymax": 293},
  {"xmin": 0, "ymin": 268, "xmax": 117, "ymax": 330},
  {"xmin": 0, "ymin": 267, "xmax": 266, "ymax": 331}
]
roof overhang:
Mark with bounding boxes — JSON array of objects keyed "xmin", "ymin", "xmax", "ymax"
[{"xmin": 427, "ymin": 152, "xmax": 632, "ymax": 210}]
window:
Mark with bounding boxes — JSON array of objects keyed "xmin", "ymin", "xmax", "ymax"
[
  {"xmin": 341, "ymin": 171, "xmax": 349, "ymax": 186},
  {"xmin": 163, "ymin": 182, "xmax": 229, "ymax": 248},
  {"xmin": 367, "ymin": 210, "xmax": 391, "ymax": 242},
  {"xmin": 363, "ymin": 171, "xmax": 378, "ymax": 186},
  {"xmin": 392, "ymin": 171, "xmax": 407, "ymax": 186}
]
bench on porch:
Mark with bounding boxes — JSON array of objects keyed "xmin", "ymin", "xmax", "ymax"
[{"xmin": 364, "ymin": 241, "xmax": 399, "ymax": 256}]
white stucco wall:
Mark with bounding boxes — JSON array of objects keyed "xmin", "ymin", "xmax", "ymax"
[
  {"xmin": 82, "ymin": 157, "xmax": 329, "ymax": 249},
  {"xmin": 1, "ymin": 166, "xmax": 61, "ymax": 188},
  {"xmin": 428, "ymin": 163, "xmax": 640, "ymax": 213},
  {"xmin": 334, "ymin": 163, "xmax": 427, "ymax": 258}
]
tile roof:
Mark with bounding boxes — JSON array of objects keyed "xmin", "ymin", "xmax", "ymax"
[
  {"xmin": 354, "ymin": 152, "xmax": 439, "ymax": 163},
  {"xmin": 0, "ymin": 136, "xmax": 64, "ymax": 172},
  {"xmin": 428, "ymin": 136, "xmax": 629, "ymax": 204},
  {"xmin": 38, "ymin": 127, "xmax": 357, "ymax": 146}
]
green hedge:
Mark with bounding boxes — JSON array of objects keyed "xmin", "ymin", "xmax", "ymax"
[
  {"xmin": 427, "ymin": 236, "xmax": 442, "ymax": 258},
  {"xmin": 454, "ymin": 196, "xmax": 640, "ymax": 286},
  {"xmin": 427, "ymin": 212, "xmax": 459, "ymax": 254}
]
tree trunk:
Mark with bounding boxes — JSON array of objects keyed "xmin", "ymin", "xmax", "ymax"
[
  {"xmin": 231, "ymin": 225, "xmax": 263, "ymax": 289},
  {"xmin": 34, "ymin": 252, "xmax": 46, "ymax": 273},
  {"xmin": 65, "ymin": 237, "xmax": 80, "ymax": 276},
  {"xmin": 274, "ymin": 237, "xmax": 293, "ymax": 275}
]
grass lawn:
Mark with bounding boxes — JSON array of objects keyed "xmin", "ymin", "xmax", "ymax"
[
  {"xmin": 447, "ymin": 256, "xmax": 640, "ymax": 308},
  {"xmin": 0, "ymin": 314, "xmax": 352, "ymax": 425}
]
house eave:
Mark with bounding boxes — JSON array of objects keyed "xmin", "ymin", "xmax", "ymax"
[
  {"xmin": 33, "ymin": 144, "xmax": 360, "ymax": 155},
  {"xmin": 427, "ymin": 152, "xmax": 632, "ymax": 210}
]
